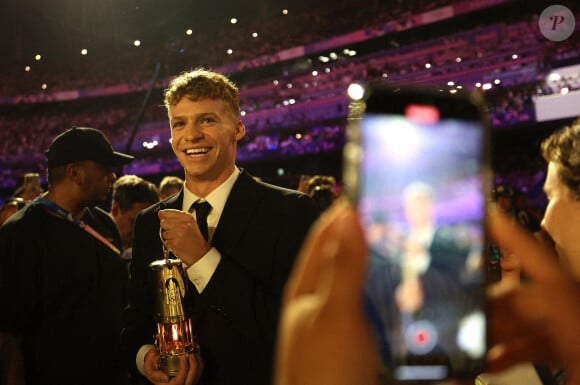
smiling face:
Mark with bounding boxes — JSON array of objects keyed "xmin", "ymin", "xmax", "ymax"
[{"xmin": 168, "ymin": 97, "xmax": 245, "ymax": 195}]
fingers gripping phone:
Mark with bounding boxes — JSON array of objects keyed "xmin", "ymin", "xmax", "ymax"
[{"xmin": 343, "ymin": 84, "xmax": 491, "ymax": 382}]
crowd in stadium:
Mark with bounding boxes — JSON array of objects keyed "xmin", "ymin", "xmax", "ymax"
[{"xmin": 1, "ymin": 0, "xmax": 579, "ymax": 211}]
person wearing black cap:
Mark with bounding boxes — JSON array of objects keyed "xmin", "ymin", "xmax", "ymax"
[{"xmin": 0, "ymin": 127, "xmax": 134, "ymax": 385}]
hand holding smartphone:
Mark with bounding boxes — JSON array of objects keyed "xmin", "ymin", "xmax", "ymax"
[
  {"xmin": 343, "ymin": 84, "xmax": 491, "ymax": 382},
  {"xmin": 22, "ymin": 172, "xmax": 42, "ymax": 200}
]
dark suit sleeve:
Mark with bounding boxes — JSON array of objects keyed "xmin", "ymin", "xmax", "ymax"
[
  {"xmin": 121, "ymin": 207, "xmax": 160, "ymax": 378},
  {"xmin": 204, "ymin": 192, "xmax": 318, "ymax": 337}
]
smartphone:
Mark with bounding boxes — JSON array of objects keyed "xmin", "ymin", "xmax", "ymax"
[
  {"xmin": 24, "ymin": 173, "xmax": 40, "ymax": 188},
  {"xmin": 343, "ymin": 84, "xmax": 490, "ymax": 382},
  {"xmin": 24, "ymin": 173, "xmax": 42, "ymax": 196}
]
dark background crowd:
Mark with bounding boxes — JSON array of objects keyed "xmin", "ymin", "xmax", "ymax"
[
  {"xmin": 1, "ymin": 0, "xmax": 579, "ymax": 215},
  {"xmin": 2, "ymin": 1, "xmax": 580, "ymax": 384}
]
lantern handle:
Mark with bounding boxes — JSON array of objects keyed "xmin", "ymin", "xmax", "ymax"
[{"xmin": 159, "ymin": 226, "xmax": 171, "ymax": 260}]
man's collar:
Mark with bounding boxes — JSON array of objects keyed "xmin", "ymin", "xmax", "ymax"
[{"xmin": 182, "ymin": 167, "xmax": 240, "ymax": 212}]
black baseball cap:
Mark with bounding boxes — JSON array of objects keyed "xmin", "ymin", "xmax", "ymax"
[{"xmin": 46, "ymin": 127, "xmax": 134, "ymax": 167}]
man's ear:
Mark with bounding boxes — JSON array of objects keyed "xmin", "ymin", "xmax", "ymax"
[
  {"xmin": 110, "ymin": 201, "xmax": 122, "ymax": 219},
  {"xmin": 234, "ymin": 120, "xmax": 246, "ymax": 142},
  {"xmin": 67, "ymin": 163, "xmax": 84, "ymax": 185}
]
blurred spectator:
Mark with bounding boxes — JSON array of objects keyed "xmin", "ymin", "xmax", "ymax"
[
  {"xmin": 489, "ymin": 183, "xmax": 518, "ymax": 283},
  {"xmin": 306, "ymin": 175, "xmax": 338, "ymax": 213},
  {"xmin": 512, "ymin": 188, "xmax": 542, "ymax": 234},
  {"xmin": 110, "ymin": 175, "xmax": 160, "ymax": 254},
  {"xmin": 158, "ymin": 175, "xmax": 184, "ymax": 199},
  {"xmin": 490, "ymin": 183, "xmax": 545, "ymax": 283},
  {"xmin": 492, "ymin": 183, "xmax": 515, "ymax": 214}
]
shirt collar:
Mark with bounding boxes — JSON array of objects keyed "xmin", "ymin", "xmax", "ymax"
[{"xmin": 182, "ymin": 167, "xmax": 240, "ymax": 215}]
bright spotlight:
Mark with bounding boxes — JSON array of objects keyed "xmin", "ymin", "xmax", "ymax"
[{"xmin": 347, "ymin": 83, "xmax": 365, "ymax": 100}]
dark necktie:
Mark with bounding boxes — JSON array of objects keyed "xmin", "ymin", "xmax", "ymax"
[{"xmin": 190, "ymin": 201, "xmax": 212, "ymax": 241}]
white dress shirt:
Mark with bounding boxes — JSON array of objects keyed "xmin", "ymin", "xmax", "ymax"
[
  {"xmin": 181, "ymin": 167, "xmax": 240, "ymax": 293},
  {"xmin": 136, "ymin": 168, "xmax": 240, "ymax": 375}
]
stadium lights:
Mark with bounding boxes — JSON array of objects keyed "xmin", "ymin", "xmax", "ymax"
[
  {"xmin": 347, "ymin": 83, "xmax": 365, "ymax": 101},
  {"xmin": 142, "ymin": 140, "xmax": 159, "ymax": 150},
  {"xmin": 548, "ymin": 72, "xmax": 561, "ymax": 82}
]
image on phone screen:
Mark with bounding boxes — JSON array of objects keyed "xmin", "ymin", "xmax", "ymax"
[{"xmin": 358, "ymin": 102, "xmax": 487, "ymax": 381}]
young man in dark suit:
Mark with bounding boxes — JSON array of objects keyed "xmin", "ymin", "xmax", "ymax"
[{"xmin": 122, "ymin": 69, "xmax": 319, "ymax": 385}]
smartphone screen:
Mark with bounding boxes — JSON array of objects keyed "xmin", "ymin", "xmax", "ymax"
[
  {"xmin": 24, "ymin": 173, "xmax": 41, "ymax": 188},
  {"xmin": 345, "ymin": 86, "xmax": 489, "ymax": 381}
]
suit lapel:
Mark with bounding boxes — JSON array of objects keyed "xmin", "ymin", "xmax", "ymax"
[
  {"xmin": 211, "ymin": 171, "xmax": 263, "ymax": 254},
  {"xmin": 161, "ymin": 189, "xmax": 183, "ymax": 210}
]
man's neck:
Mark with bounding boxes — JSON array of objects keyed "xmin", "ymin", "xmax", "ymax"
[
  {"xmin": 44, "ymin": 190, "xmax": 87, "ymax": 219},
  {"xmin": 185, "ymin": 167, "xmax": 237, "ymax": 198}
]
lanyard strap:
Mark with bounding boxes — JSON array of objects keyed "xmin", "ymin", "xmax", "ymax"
[{"xmin": 34, "ymin": 197, "xmax": 121, "ymax": 256}]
